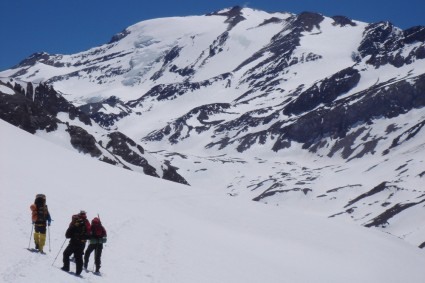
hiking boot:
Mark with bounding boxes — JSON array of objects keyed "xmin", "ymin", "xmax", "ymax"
[{"xmin": 61, "ymin": 266, "xmax": 69, "ymax": 272}]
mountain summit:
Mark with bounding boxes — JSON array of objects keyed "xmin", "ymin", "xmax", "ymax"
[{"xmin": 1, "ymin": 7, "xmax": 424, "ymax": 247}]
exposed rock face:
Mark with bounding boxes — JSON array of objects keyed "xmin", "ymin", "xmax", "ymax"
[
  {"xmin": 207, "ymin": 5, "xmax": 246, "ymax": 30},
  {"xmin": 284, "ymin": 67, "xmax": 361, "ymax": 116},
  {"xmin": 33, "ymin": 83, "xmax": 92, "ymax": 125},
  {"xmin": 364, "ymin": 198, "xmax": 425, "ymax": 228},
  {"xmin": 294, "ymin": 11, "xmax": 325, "ymax": 32},
  {"xmin": 67, "ymin": 125, "xmax": 102, "ymax": 157},
  {"xmin": 331, "ymin": 16, "xmax": 357, "ymax": 27},
  {"xmin": 104, "ymin": 131, "xmax": 158, "ymax": 177},
  {"xmin": 79, "ymin": 96, "xmax": 131, "ymax": 128},
  {"xmin": 0, "ymin": 81, "xmax": 59, "ymax": 134},
  {"xmin": 144, "ymin": 103, "xmax": 232, "ymax": 144},
  {"xmin": 0, "ymin": 92, "xmax": 58, "ymax": 134},
  {"xmin": 358, "ymin": 22, "xmax": 425, "ymax": 67},
  {"xmin": 161, "ymin": 161, "xmax": 190, "ymax": 185},
  {"xmin": 274, "ymin": 73, "xmax": 425, "ymax": 154}
]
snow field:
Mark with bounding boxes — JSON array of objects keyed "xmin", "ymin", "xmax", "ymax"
[{"xmin": 1, "ymin": 119, "xmax": 425, "ymax": 283}]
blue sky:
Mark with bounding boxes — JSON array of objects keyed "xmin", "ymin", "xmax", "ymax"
[{"xmin": 1, "ymin": 0, "xmax": 424, "ymax": 71}]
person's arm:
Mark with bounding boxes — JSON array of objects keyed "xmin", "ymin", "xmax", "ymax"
[
  {"xmin": 65, "ymin": 226, "xmax": 73, "ymax": 238},
  {"xmin": 46, "ymin": 206, "xmax": 52, "ymax": 225}
]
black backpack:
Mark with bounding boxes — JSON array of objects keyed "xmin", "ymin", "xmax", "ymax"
[
  {"xmin": 34, "ymin": 194, "xmax": 48, "ymax": 223},
  {"xmin": 70, "ymin": 215, "xmax": 87, "ymax": 240}
]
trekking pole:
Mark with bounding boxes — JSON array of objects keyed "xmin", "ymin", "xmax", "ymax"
[
  {"xmin": 52, "ymin": 239, "xmax": 67, "ymax": 266},
  {"xmin": 28, "ymin": 224, "xmax": 34, "ymax": 249},
  {"xmin": 48, "ymin": 225, "xmax": 51, "ymax": 252}
]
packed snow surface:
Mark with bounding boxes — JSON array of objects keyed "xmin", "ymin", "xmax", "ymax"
[{"xmin": 1, "ymin": 119, "xmax": 424, "ymax": 283}]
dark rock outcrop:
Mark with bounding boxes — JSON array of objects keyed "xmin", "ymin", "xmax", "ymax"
[
  {"xmin": 144, "ymin": 103, "xmax": 232, "ymax": 143},
  {"xmin": 331, "ymin": 16, "xmax": 356, "ymax": 27},
  {"xmin": 103, "ymin": 131, "xmax": 189, "ymax": 184},
  {"xmin": 67, "ymin": 125, "xmax": 102, "ymax": 157},
  {"xmin": 364, "ymin": 198, "xmax": 425, "ymax": 228},
  {"xmin": 284, "ymin": 67, "xmax": 361, "ymax": 115},
  {"xmin": 207, "ymin": 6, "xmax": 246, "ymax": 30},
  {"xmin": 359, "ymin": 22, "xmax": 425, "ymax": 67},
  {"xmin": 79, "ymin": 96, "xmax": 131, "ymax": 128},
  {"xmin": 0, "ymin": 92, "xmax": 59, "ymax": 134},
  {"xmin": 272, "ymin": 73, "xmax": 425, "ymax": 153},
  {"xmin": 104, "ymin": 132, "xmax": 159, "ymax": 177},
  {"xmin": 0, "ymin": 82, "xmax": 59, "ymax": 134}
]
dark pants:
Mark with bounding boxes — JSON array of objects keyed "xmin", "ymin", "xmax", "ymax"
[
  {"xmin": 84, "ymin": 243, "xmax": 103, "ymax": 271},
  {"xmin": 34, "ymin": 224, "xmax": 47, "ymax": 234},
  {"xmin": 62, "ymin": 241, "xmax": 86, "ymax": 275}
]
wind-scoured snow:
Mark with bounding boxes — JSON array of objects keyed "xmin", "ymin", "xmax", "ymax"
[{"xmin": 1, "ymin": 118, "xmax": 424, "ymax": 283}]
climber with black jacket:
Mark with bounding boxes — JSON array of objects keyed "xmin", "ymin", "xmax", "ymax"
[{"xmin": 61, "ymin": 213, "xmax": 90, "ymax": 276}]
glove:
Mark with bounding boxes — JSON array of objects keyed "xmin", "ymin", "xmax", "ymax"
[{"xmin": 48, "ymin": 220, "xmax": 51, "ymax": 226}]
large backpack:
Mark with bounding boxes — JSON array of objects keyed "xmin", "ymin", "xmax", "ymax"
[
  {"xmin": 90, "ymin": 217, "xmax": 107, "ymax": 244},
  {"xmin": 34, "ymin": 194, "xmax": 46, "ymax": 207},
  {"xmin": 91, "ymin": 217, "xmax": 106, "ymax": 237},
  {"xmin": 70, "ymin": 214, "xmax": 88, "ymax": 240},
  {"xmin": 31, "ymin": 194, "xmax": 48, "ymax": 223},
  {"xmin": 70, "ymin": 214, "xmax": 84, "ymax": 228},
  {"xmin": 78, "ymin": 211, "xmax": 91, "ymax": 233}
]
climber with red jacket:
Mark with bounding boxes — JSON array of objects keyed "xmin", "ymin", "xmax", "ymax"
[{"xmin": 84, "ymin": 217, "xmax": 107, "ymax": 274}]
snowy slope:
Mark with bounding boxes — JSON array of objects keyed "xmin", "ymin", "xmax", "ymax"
[
  {"xmin": 1, "ymin": 119, "xmax": 425, "ymax": 283},
  {"xmin": 1, "ymin": 5, "xmax": 425, "ymax": 261}
]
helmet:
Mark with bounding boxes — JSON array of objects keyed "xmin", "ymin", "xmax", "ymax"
[
  {"xmin": 92, "ymin": 217, "xmax": 101, "ymax": 225},
  {"xmin": 79, "ymin": 210, "xmax": 87, "ymax": 219}
]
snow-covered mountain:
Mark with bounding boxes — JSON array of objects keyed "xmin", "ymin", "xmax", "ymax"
[
  {"xmin": 2, "ymin": 118, "xmax": 425, "ymax": 282},
  {"xmin": 1, "ymin": 6, "xmax": 424, "ymax": 248}
]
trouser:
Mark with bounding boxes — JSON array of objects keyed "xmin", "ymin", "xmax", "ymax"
[
  {"xmin": 34, "ymin": 225, "xmax": 47, "ymax": 251},
  {"xmin": 63, "ymin": 241, "xmax": 86, "ymax": 275},
  {"xmin": 84, "ymin": 243, "xmax": 103, "ymax": 271}
]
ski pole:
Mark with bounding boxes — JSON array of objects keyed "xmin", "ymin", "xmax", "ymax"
[
  {"xmin": 52, "ymin": 239, "xmax": 67, "ymax": 266},
  {"xmin": 28, "ymin": 224, "xmax": 34, "ymax": 249}
]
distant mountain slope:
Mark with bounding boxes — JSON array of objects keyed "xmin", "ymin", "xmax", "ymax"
[{"xmin": 0, "ymin": 6, "xmax": 424, "ymax": 246}]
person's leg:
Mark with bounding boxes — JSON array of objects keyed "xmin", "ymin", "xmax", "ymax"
[
  {"xmin": 75, "ymin": 243, "xmax": 86, "ymax": 275},
  {"xmin": 84, "ymin": 244, "xmax": 95, "ymax": 269},
  {"xmin": 38, "ymin": 233, "xmax": 46, "ymax": 252},
  {"xmin": 33, "ymin": 231, "xmax": 40, "ymax": 249},
  {"xmin": 34, "ymin": 225, "xmax": 47, "ymax": 251},
  {"xmin": 62, "ymin": 244, "xmax": 73, "ymax": 271},
  {"xmin": 94, "ymin": 244, "xmax": 103, "ymax": 272}
]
